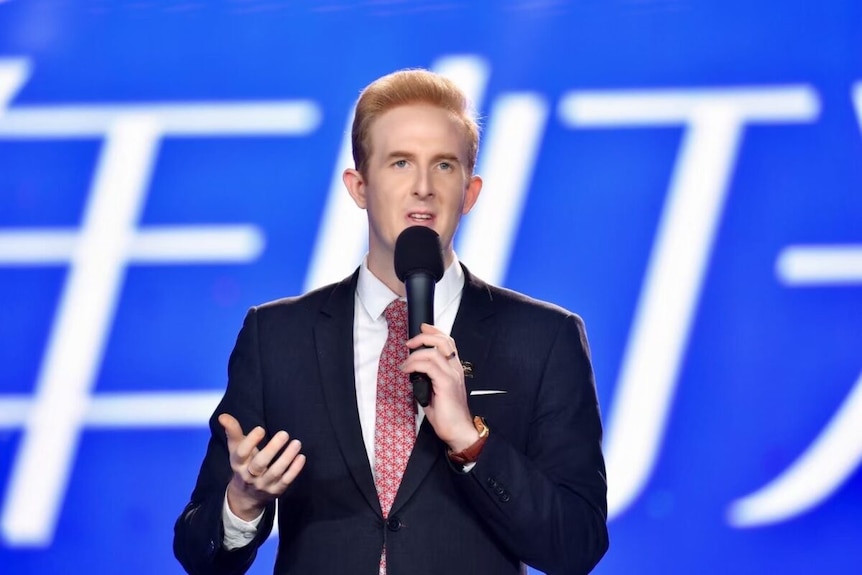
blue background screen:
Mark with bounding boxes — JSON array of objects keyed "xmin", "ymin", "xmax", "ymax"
[{"xmin": 1, "ymin": 2, "xmax": 860, "ymax": 573}]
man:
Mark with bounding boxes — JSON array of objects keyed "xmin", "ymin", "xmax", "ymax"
[{"xmin": 174, "ymin": 69, "xmax": 608, "ymax": 575}]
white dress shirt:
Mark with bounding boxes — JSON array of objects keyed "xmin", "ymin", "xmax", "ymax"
[{"xmin": 222, "ymin": 257, "xmax": 465, "ymax": 549}]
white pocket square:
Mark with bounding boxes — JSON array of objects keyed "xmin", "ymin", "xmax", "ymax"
[{"xmin": 469, "ymin": 390, "xmax": 508, "ymax": 396}]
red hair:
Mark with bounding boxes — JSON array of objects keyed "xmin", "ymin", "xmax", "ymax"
[{"xmin": 351, "ymin": 69, "xmax": 480, "ymax": 176}]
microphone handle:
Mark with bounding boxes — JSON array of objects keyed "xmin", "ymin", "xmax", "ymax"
[
  {"xmin": 411, "ymin": 372, "xmax": 432, "ymax": 408},
  {"xmin": 404, "ymin": 273, "xmax": 435, "ymax": 407}
]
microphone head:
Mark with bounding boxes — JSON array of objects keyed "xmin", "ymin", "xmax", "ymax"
[{"xmin": 394, "ymin": 226, "xmax": 445, "ymax": 283}]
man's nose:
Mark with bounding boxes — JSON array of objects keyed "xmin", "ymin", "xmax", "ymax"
[{"xmin": 412, "ymin": 169, "xmax": 434, "ymax": 198}]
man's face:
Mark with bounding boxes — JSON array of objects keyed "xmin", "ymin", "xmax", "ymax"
[{"xmin": 344, "ymin": 103, "xmax": 482, "ymax": 274}]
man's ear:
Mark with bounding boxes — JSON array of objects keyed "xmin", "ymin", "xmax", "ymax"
[
  {"xmin": 343, "ymin": 168, "xmax": 367, "ymax": 209},
  {"xmin": 462, "ymin": 174, "xmax": 483, "ymax": 215}
]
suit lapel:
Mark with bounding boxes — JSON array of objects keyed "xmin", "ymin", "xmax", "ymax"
[
  {"xmin": 391, "ymin": 266, "xmax": 496, "ymax": 515},
  {"xmin": 315, "ymin": 270, "xmax": 383, "ymax": 517},
  {"xmin": 449, "ymin": 267, "xmax": 497, "ymax": 398}
]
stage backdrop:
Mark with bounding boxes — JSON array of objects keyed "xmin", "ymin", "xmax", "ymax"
[{"xmin": 1, "ymin": 1, "xmax": 860, "ymax": 573}]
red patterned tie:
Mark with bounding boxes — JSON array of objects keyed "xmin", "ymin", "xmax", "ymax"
[{"xmin": 374, "ymin": 299, "xmax": 415, "ymax": 575}]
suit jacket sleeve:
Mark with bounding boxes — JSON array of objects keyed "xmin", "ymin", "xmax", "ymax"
[
  {"xmin": 451, "ymin": 311, "xmax": 609, "ymax": 575},
  {"xmin": 173, "ymin": 307, "xmax": 277, "ymax": 575}
]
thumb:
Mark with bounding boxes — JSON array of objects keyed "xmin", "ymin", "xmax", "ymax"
[{"xmin": 218, "ymin": 413, "xmax": 244, "ymax": 445}]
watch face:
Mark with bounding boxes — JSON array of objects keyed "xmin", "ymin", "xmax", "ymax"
[{"xmin": 474, "ymin": 416, "xmax": 489, "ymax": 436}]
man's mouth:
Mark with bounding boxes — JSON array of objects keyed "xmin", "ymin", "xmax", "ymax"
[{"xmin": 408, "ymin": 213, "xmax": 433, "ymax": 222}]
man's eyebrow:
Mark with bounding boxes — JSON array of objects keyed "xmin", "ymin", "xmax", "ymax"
[
  {"xmin": 382, "ymin": 151, "xmax": 462, "ymax": 164},
  {"xmin": 384, "ymin": 150, "xmax": 416, "ymax": 160}
]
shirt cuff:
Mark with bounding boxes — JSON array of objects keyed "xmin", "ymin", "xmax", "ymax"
[{"xmin": 221, "ymin": 489, "xmax": 264, "ymax": 551}]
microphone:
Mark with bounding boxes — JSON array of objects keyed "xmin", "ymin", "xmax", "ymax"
[{"xmin": 394, "ymin": 226, "xmax": 445, "ymax": 407}]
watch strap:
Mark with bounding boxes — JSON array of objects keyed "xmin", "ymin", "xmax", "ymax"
[{"xmin": 447, "ymin": 416, "xmax": 489, "ymax": 465}]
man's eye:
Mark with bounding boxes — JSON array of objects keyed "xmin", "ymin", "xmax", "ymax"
[
  {"xmin": 393, "ymin": 159, "xmax": 408, "ymax": 168},
  {"xmin": 439, "ymin": 162, "xmax": 452, "ymax": 170}
]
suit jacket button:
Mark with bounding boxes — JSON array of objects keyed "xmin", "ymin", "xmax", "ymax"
[
  {"xmin": 387, "ymin": 516, "xmax": 402, "ymax": 531},
  {"xmin": 500, "ymin": 493, "xmax": 511, "ymax": 502}
]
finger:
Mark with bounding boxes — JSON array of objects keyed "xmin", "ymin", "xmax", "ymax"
[
  {"xmin": 278, "ymin": 453, "xmax": 307, "ymax": 487},
  {"xmin": 401, "ymin": 355, "xmax": 461, "ymax": 386},
  {"xmin": 419, "ymin": 323, "xmax": 444, "ymax": 335},
  {"xmin": 406, "ymin": 331, "xmax": 453, "ymax": 351},
  {"xmin": 403, "ymin": 343, "xmax": 459, "ymax": 365},
  {"xmin": 249, "ymin": 431, "xmax": 291, "ymax": 475},
  {"xmin": 245, "ymin": 463, "xmax": 263, "ymax": 480},
  {"xmin": 219, "ymin": 413, "xmax": 244, "ymax": 446},
  {"xmin": 266, "ymin": 439, "xmax": 303, "ymax": 478},
  {"xmin": 235, "ymin": 426, "xmax": 266, "ymax": 460}
]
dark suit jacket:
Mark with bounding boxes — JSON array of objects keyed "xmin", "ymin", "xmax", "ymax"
[{"xmin": 174, "ymin": 267, "xmax": 608, "ymax": 575}]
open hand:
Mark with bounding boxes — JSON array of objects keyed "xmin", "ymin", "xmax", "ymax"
[{"xmin": 219, "ymin": 413, "xmax": 306, "ymax": 521}]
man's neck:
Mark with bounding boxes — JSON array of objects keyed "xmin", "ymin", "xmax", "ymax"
[{"xmin": 366, "ymin": 247, "xmax": 455, "ymax": 297}]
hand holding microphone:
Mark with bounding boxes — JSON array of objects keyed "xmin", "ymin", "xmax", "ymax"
[{"xmin": 394, "ymin": 226, "xmax": 444, "ymax": 407}]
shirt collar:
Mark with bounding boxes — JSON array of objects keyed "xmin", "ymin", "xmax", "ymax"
[{"xmin": 357, "ymin": 254, "xmax": 465, "ymax": 322}]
